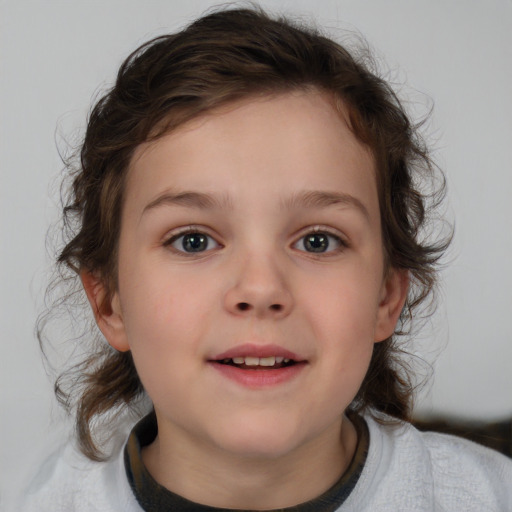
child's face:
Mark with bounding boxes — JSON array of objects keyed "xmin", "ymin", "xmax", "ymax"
[{"xmin": 90, "ymin": 91, "xmax": 406, "ymax": 461}]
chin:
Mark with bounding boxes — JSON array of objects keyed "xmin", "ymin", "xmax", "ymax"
[{"xmin": 211, "ymin": 415, "xmax": 311, "ymax": 460}]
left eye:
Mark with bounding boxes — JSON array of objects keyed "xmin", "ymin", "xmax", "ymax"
[
  {"xmin": 293, "ymin": 232, "xmax": 343, "ymax": 253},
  {"xmin": 168, "ymin": 232, "xmax": 219, "ymax": 253}
]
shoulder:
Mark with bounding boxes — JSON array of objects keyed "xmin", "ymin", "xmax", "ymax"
[
  {"xmin": 15, "ymin": 437, "xmax": 142, "ymax": 512},
  {"xmin": 420, "ymin": 427, "xmax": 512, "ymax": 508},
  {"xmin": 342, "ymin": 413, "xmax": 512, "ymax": 512}
]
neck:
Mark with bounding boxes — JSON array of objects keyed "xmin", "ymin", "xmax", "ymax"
[{"xmin": 142, "ymin": 415, "xmax": 357, "ymax": 510}]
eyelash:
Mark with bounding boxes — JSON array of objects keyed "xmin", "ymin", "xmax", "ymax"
[
  {"xmin": 292, "ymin": 227, "xmax": 347, "ymax": 255},
  {"xmin": 163, "ymin": 226, "xmax": 348, "ymax": 256},
  {"xmin": 163, "ymin": 227, "xmax": 221, "ymax": 255}
]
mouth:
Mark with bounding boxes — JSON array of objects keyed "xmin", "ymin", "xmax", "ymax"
[
  {"xmin": 208, "ymin": 344, "xmax": 307, "ymax": 387},
  {"xmin": 216, "ymin": 356, "xmax": 298, "ymax": 370}
]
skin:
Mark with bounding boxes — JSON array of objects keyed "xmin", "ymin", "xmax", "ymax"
[{"xmin": 83, "ymin": 91, "xmax": 408, "ymax": 509}]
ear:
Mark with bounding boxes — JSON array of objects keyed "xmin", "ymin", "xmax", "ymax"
[
  {"xmin": 80, "ymin": 270, "xmax": 130, "ymax": 352},
  {"xmin": 374, "ymin": 268, "xmax": 409, "ymax": 342}
]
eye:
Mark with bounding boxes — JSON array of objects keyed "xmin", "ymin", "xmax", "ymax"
[
  {"xmin": 293, "ymin": 231, "xmax": 344, "ymax": 253},
  {"xmin": 167, "ymin": 231, "xmax": 220, "ymax": 253}
]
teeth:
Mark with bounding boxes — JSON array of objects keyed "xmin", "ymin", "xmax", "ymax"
[{"xmin": 224, "ymin": 356, "xmax": 292, "ymax": 367}]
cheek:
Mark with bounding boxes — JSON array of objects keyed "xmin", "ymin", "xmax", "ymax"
[
  {"xmin": 120, "ymin": 285, "xmax": 209, "ymax": 410},
  {"xmin": 117, "ymin": 270, "xmax": 202, "ymax": 358},
  {"xmin": 121, "ymin": 260, "xmax": 216, "ymax": 327},
  {"xmin": 297, "ymin": 263, "xmax": 382, "ymax": 396},
  {"xmin": 302, "ymin": 267, "xmax": 383, "ymax": 339}
]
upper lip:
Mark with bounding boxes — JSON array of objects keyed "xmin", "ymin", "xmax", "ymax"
[{"xmin": 210, "ymin": 343, "xmax": 304, "ymax": 362}]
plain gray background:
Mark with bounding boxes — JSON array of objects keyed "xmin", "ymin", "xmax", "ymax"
[{"xmin": 1, "ymin": 0, "xmax": 511, "ymax": 506}]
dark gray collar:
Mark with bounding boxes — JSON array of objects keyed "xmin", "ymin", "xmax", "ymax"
[{"xmin": 124, "ymin": 411, "xmax": 368, "ymax": 512}]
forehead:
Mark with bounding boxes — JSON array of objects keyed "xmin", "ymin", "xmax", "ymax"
[{"xmin": 125, "ymin": 91, "xmax": 378, "ymax": 219}]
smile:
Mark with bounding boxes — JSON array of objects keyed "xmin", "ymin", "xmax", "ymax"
[
  {"xmin": 219, "ymin": 356, "xmax": 294, "ymax": 369},
  {"xmin": 209, "ymin": 344, "xmax": 307, "ymax": 387}
]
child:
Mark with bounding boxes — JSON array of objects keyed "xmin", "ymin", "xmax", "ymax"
[{"xmin": 21, "ymin": 6, "xmax": 512, "ymax": 511}]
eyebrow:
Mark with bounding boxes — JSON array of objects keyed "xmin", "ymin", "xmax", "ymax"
[
  {"xmin": 142, "ymin": 189, "xmax": 370, "ymax": 220},
  {"xmin": 142, "ymin": 191, "xmax": 233, "ymax": 215},
  {"xmin": 282, "ymin": 190, "xmax": 370, "ymax": 220}
]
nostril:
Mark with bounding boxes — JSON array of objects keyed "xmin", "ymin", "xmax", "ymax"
[{"xmin": 234, "ymin": 302, "xmax": 284, "ymax": 313}]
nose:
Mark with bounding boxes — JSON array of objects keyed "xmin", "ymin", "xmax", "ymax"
[{"xmin": 223, "ymin": 253, "xmax": 294, "ymax": 319}]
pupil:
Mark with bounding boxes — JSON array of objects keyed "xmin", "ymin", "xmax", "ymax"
[
  {"xmin": 305, "ymin": 233, "xmax": 328, "ymax": 252},
  {"xmin": 183, "ymin": 233, "xmax": 207, "ymax": 252}
]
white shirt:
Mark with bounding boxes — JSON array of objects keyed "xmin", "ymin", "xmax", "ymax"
[{"xmin": 15, "ymin": 414, "xmax": 512, "ymax": 511}]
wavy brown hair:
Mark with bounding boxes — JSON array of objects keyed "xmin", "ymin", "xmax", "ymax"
[{"xmin": 41, "ymin": 6, "xmax": 451, "ymax": 460}]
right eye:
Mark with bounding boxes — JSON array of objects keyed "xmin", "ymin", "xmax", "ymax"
[{"xmin": 166, "ymin": 231, "xmax": 220, "ymax": 253}]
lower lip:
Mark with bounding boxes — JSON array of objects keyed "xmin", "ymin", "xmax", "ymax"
[{"xmin": 209, "ymin": 362, "xmax": 307, "ymax": 388}]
